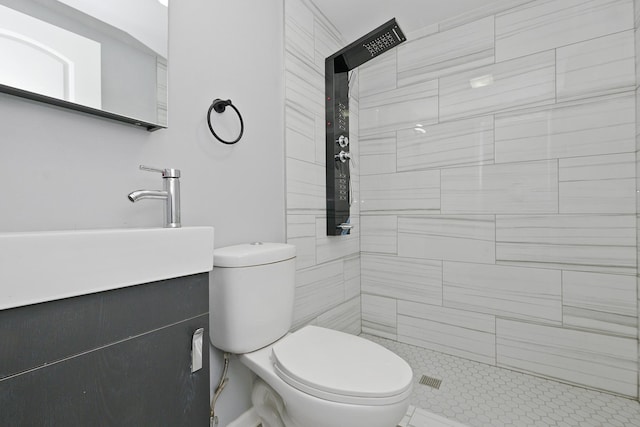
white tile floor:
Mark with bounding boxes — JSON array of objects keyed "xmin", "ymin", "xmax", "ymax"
[{"xmin": 365, "ymin": 335, "xmax": 640, "ymax": 427}]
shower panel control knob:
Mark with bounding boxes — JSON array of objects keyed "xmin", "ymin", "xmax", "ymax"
[
  {"xmin": 337, "ymin": 135, "xmax": 349, "ymax": 148},
  {"xmin": 335, "ymin": 151, "xmax": 351, "ymax": 163}
]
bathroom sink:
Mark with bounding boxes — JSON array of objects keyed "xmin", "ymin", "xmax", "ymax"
[{"xmin": 0, "ymin": 227, "xmax": 214, "ymax": 310}]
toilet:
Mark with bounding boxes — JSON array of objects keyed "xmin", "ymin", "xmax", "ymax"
[{"xmin": 210, "ymin": 243, "xmax": 413, "ymax": 427}]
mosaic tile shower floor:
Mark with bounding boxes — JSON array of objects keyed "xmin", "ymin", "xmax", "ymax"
[{"xmin": 364, "ymin": 335, "xmax": 640, "ymax": 427}]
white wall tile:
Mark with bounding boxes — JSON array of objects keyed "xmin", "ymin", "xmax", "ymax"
[
  {"xmin": 352, "ymin": 0, "xmax": 640, "ymax": 396},
  {"xmin": 398, "ymin": 301, "xmax": 496, "ymax": 365},
  {"xmin": 286, "ymin": 214, "xmax": 317, "ymax": 270},
  {"xmin": 359, "ymin": 50, "xmax": 397, "ymax": 97},
  {"xmin": 495, "ymin": 0, "xmax": 633, "ymax": 62},
  {"xmin": 495, "ymin": 94, "xmax": 636, "ymax": 163},
  {"xmin": 443, "ymin": 262, "xmax": 562, "ymax": 324},
  {"xmin": 361, "ymin": 170, "xmax": 440, "ymax": 214},
  {"xmin": 360, "ymin": 153, "xmax": 397, "ymax": 176},
  {"xmin": 286, "ymin": 157, "xmax": 325, "ymax": 214},
  {"xmin": 285, "ymin": 52, "xmax": 324, "ymax": 117},
  {"xmin": 314, "ymin": 115, "xmax": 326, "ymax": 166},
  {"xmin": 360, "ymin": 132, "xmax": 397, "ymax": 176},
  {"xmin": 441, "ymin": 160, "xmax": 558, "ymax": 214},
  {"xmin": 557, "ymin": 30, "xmax": 635, "ymax": 101},
  {"xmin": 440, "ymin": 51, "xmax": 556, "ymax": 121},
  {"xmin": 496, "ymin": 214, "xmax": 636, "ymax": 275},
  {"xmin": 316, "ymin": 297, "xmax": 361, "ymax": 335},
  {"xmin": 637, "ymin": 88, "xmax": 640, "ymax": 148},
  {"xmin": 315, "ymin": 217, "xmax": 359, "ymax": 263},
  {"xmin": 397, "ymin": 116, "xmax": 494, "ymax": 171},
  {"xmin": 360, "ymin": 131, "xmax": 396, "ymax": 156},
  {"xmin": 293, "ymin": 260, "xmax": 345, "ymax": 327},
  {"xmin": 362, "ymin": 253, "xmax": 442, "ymax": 305},
  {"xmin": 399, "ymin": 301, "xmax": 496, "ymax": 334},
  {"xmin": 404, "ymin": 23, "xmax": 440, "ymax": 41},
  {"xmin": 360, "ymin": 80, "xmax": 438, "ymax": 134},
  {"xmin": 563, "ymin": 271, "xmax": 637, "ymax": 338},
  {"xmin": 362, "ymin": 293, "xmax": 397, "ymax": 340},
  {"xmin": 350, "ymin": 172, "xmax": 361, "ymax": 218},
  {"xmin": 636, "ymin": 8, "xmax": 640, "ymax": 88},
  {"xmin": 397, "ymin": 17, "xmax": 494, "ymax": 86},
  {"xmin": 559, "ymin": 153, "xmax": 636, "ymax": 214},
  {"xmin": 284, "ymin": 0, "xmax": 361, "ymax": 341},
  {"xmin": 360, "ymin": 215, "xmax": 397, "ymax": 254},
  {"xmin": 398, "ymin": 216, "xmax": 496, "ymax": 264},
  {"xmin": 284, "ymin": 0, "xmax": 315, "ymax": 64},
  {"xmin": 559, "ymin": 153, "xmax": 636, "ymax": 181},
  {"xmin": 285, "ymin": 104, "xmax": 316, "ymax": 163},
  {"xmin": 343, "ymin": 255, "xmax": 361, "ymax": 300},
  {"xmin": 438, "ymin": 0, "xmax": 535, "ymax": 31},
  {"xmin": 496, "ymin": 319, "xmax": 638, "ymax": 397}
]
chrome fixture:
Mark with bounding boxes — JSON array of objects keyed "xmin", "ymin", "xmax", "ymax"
[
  {"xmin": 128, "ymin": 165, "xmax": 181, "ymax": 228},
  {"xmin": 335, "ymin": 151, "xmax": 351, "ymax": 163},
  {"xmin": 337, "ymin": 135, "xmax": 349, "ymax": 148},
  {"xmin": 191, "ymin": 328, "xmax": 205, "ymax": 373}
]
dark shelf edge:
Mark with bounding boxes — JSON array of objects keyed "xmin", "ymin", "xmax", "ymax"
[{"xmin": 0, "ymin": 84, "xmax": 166, "ymax": 132}]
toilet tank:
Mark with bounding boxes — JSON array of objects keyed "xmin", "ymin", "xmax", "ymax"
[{"xmin": 210, "ymin": 243, "xmax": 296, "ymax": 354}]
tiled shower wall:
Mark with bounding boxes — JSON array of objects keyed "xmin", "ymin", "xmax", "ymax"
[
  {"xmin": 284, "ymin": 0, "xmax": 361, "ymax": 334},
  {"xmin": 635, "ymin": 0, "xmax": 640, "ymax": 402},
  {"xmin": 359, "ymin": 0, "xmax": 639, "ymax": 398}
]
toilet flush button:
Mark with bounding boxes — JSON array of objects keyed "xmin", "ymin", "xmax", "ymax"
[{"xmin": 250, "ymin": 242, "xmax": 264, "ymax": 245}]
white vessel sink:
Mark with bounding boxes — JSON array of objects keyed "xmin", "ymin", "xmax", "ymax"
[{"xmin": 0, "ymin": 227, "xmax": 214, "ymax": 311}]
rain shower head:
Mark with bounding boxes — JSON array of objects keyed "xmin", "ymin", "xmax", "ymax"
[{"xmin": 330, "ymin": 18, "xmax": 406, "ymax": 72}]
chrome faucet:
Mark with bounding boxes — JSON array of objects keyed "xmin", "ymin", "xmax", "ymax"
[{"xmin": 128, "ymin": 165, "xmax": 181, "ymax": 228}]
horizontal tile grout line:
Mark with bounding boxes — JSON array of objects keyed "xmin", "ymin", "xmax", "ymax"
[
  {"xmin": 499, "ymin": 26, "xmax": 636, "ymax": 56},
  {"xmin": 0, "ymin": 312, "xmax": 209, "ymax": 383},
  {"xmin": 438, "ymin": 0, "xmax": 537, "ymax": 32}
]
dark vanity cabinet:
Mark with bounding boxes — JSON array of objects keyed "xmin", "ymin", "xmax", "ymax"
[{"xmin": 0, "ymin": 273, "xmax": 210, "ymax": 426}]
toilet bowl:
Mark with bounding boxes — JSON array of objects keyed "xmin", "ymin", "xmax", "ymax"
[
  {"xmin": 240, "ymin": 325, "xmax": 412, "ymax": 427},
  {"xmin": 210, "ymin": 243, "xmax": 413, "ymax": 427}
]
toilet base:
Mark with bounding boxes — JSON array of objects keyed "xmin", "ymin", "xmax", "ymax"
[
  {"xmin": 250, "ymin": 375, "xmax": 409, "ymax": 427},
  {"xmin": 243, "ymin": 351, "xmax": 409, "ymax": 427},
  {"xmin": 251, "ymin": 378, "xmax": 286, "ymax": 427}
]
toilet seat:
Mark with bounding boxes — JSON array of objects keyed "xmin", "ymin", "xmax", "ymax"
[{"xmin": 271, "ymin": 326, "xmax": 413, "ymax": 406}]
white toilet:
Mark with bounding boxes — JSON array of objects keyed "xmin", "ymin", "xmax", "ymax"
[{"xmin": 210, "ymin": 243, "xmax": 413, "ymax": 427}]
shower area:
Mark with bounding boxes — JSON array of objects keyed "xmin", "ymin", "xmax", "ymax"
[{"xmin": 284, "ymin": 0, "xmax": 640, "ymax": 425}]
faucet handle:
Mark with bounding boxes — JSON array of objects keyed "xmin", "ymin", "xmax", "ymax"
[{"xmin": 139, "ymin": 165, "xmax": 181, "ymax": 178}]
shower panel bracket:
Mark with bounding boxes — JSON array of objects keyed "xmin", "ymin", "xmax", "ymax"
[{"xmin": 325, "ymin": 18, "xmax": 406, "ymax": 236}]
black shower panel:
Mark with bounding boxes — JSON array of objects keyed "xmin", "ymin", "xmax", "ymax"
[
  {"xmin": 325, "ymin": 67, "xmax": 351, "ymax": 235},
  {"xmin": 325, "ymin": 19, "xmax": 406, "ymax": 236}
]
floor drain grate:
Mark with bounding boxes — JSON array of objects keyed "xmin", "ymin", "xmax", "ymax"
[{"xmin": 419, "ymin": 374, "xmax": 442, "ymax": 389}]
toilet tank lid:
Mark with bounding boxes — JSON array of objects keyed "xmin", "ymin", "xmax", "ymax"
[{"xmin": 213, "ymin": 243, "xmax": 296, "ymax": 267}]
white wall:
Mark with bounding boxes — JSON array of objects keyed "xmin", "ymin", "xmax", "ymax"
[
  {"xmin": 0, "ymin": 0, "xmax": 285, "ymax": 424},
  {"xmin": 0, "ymin": 1, "xmax": 285, "ymax": 243}
]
